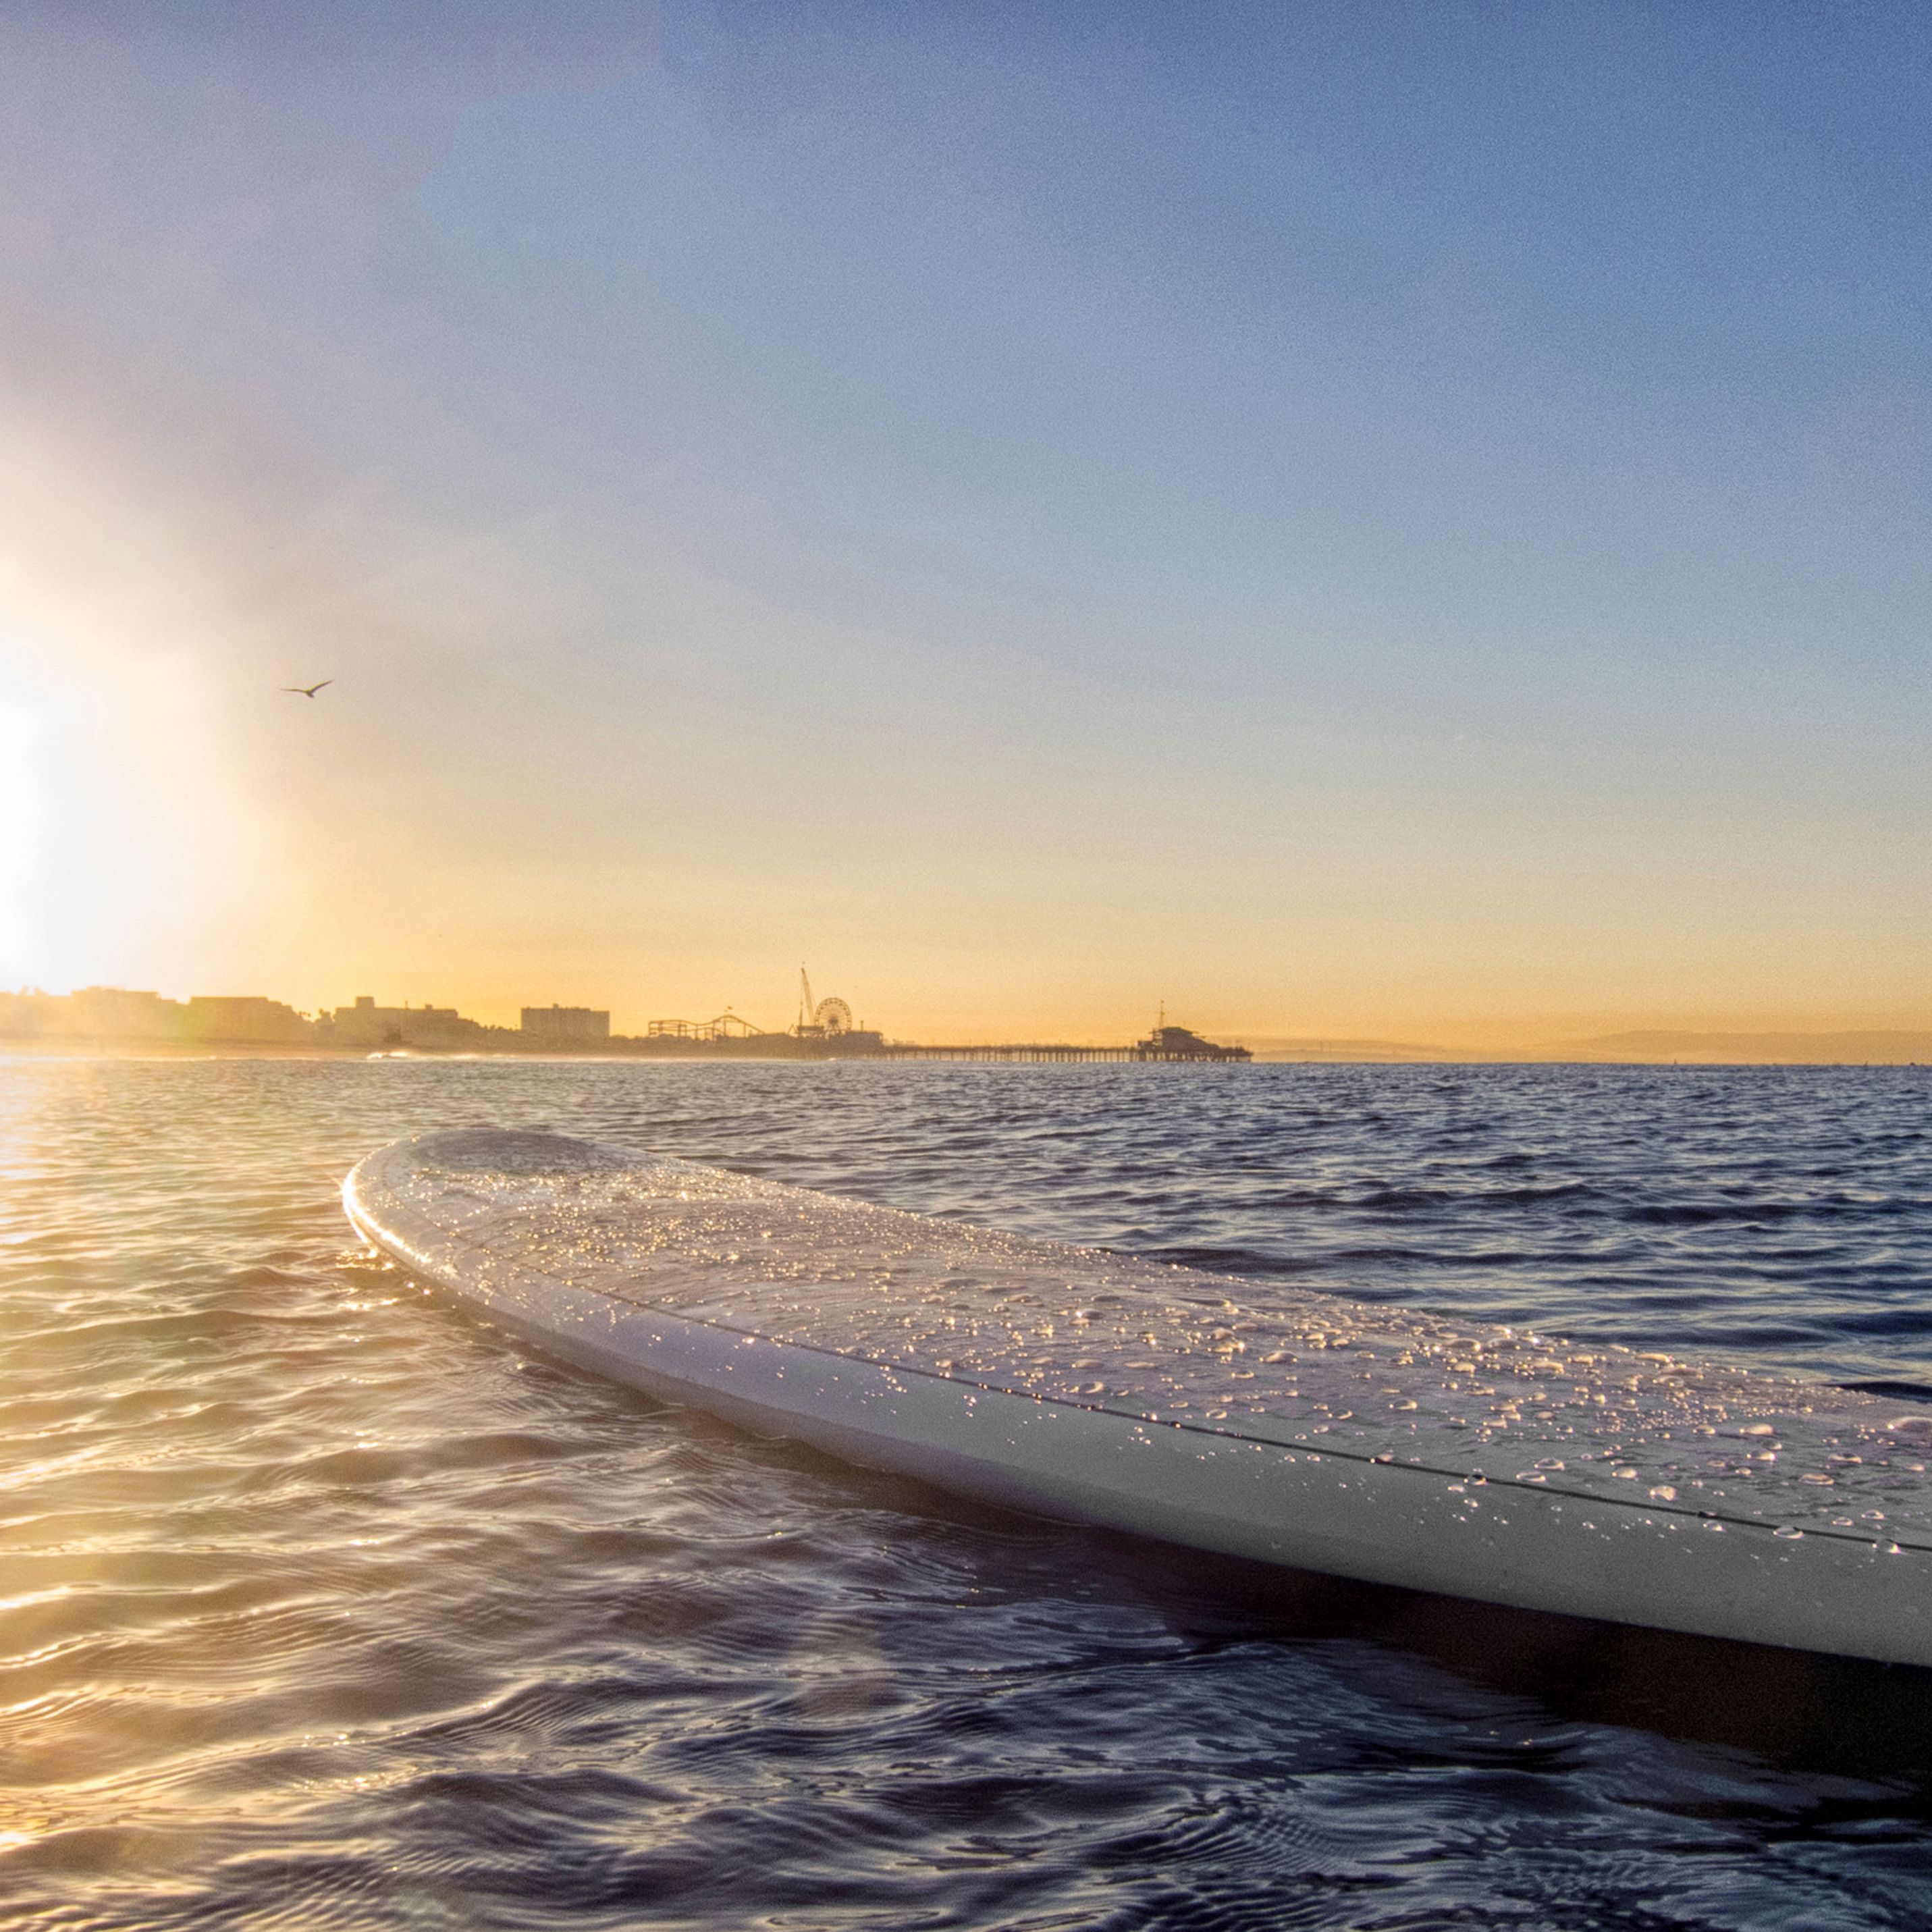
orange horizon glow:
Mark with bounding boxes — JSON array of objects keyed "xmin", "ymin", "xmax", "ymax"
[
  {"xmin": 6, "ymin": 595, "xmax": 1925, "ymax": 1052},
  {"xmin": 5, "ymin": 598, "xmax": 1927, "ymax": 1056}
]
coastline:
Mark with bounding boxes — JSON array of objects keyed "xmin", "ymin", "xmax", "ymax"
[{"xmin": 5, "ymin": 1040, "xmax": 1929, "ymax": 1067}]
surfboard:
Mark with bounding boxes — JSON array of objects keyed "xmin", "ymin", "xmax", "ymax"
[{"xmin": 344, "ymin": 1127, "xmax": 1932, "ymax": 1666}]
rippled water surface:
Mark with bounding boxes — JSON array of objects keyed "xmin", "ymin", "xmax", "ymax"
[{"xmin": 5, "ymin": 1057, "xmax": 1932, "ymax": 1929}]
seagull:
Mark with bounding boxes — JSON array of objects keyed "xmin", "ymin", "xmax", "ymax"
[{"xmin": 282, "ymin": 680, "xmax": 333, "ymax": 698}]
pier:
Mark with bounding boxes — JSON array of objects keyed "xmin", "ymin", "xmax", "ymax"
[
  {"xmin": 870, "ymin": 1042, "xmax": 1137, "ymax": 1063},
  {"xmin": 867, "ymin": 1027, "xmax": 1250, "ymax": 1064}
]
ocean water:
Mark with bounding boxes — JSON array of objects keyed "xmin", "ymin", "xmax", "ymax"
[{"xmin": 4, "ymin": 1058, "xmax": 1932, "ymax": 1930}]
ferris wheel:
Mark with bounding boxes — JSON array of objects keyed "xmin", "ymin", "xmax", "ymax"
[
  {"xmin": 797, "ymin": 969, "xmax": 857, "ymax": 1036},
  {"xmin": 799, "ymin": 966, "xmax": 861, "ymax": 1043}
]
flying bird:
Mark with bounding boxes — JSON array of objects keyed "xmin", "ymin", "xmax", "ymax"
[{"xmin": 282, "ymin": 680, "xmax": 333, "ymax": 698}]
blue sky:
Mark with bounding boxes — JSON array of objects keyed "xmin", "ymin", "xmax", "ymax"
[{"xmin": 0, "ymin": 1, "xmax": 1926, "ymax": 1039}]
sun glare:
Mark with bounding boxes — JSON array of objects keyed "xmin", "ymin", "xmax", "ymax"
[{"xmin": 0, "ymin": 627, "xmax": 248, "ymax": 999}]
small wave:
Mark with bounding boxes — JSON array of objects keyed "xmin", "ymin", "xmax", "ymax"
[{"xmin": 1840, "ymin": 1378, "xmax": 1932, "ymax": 1405}]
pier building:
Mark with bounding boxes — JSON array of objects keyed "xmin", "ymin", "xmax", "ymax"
[{"xmin": 1135, "ymin": 1023, "xmax": 1252, "ymax": 1062}]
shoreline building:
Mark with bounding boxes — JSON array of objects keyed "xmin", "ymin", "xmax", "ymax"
[
  {"xmin": 520, "ymin": 1004, "xmax": 610, "ymax": 1048},
  {"xmin": 325, "ymin": 996, "xmax": 487, "ymax": 1051},
  {"xmin": 34, "ymin": 987, "xmax": 182, "ymax": 1041},
  {"xmin": 0, "ymin": 988, "xmax": 314, "ymax": 1046},
  {"xmin": 178, "ymin": 996, "xmax": 313, "ymax": 1045}
]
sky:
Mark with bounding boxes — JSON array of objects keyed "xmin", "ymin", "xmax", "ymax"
[{"xmin": 0, "ymin": 0, "xmax": 1927, "ymax": 1045}]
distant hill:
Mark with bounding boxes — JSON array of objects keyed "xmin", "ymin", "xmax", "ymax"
[
  {"xmin": 1538, "ymin": 1031, "xmax": 1932, "ymax": 1065},
  {"xmin": 1239, "ymin": 1037, "xmax": 1479, "ymax": 1063},
  {"xmin": 1239, "ymin": 1031, "xmax": 1932, "ymax": 1065}
]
